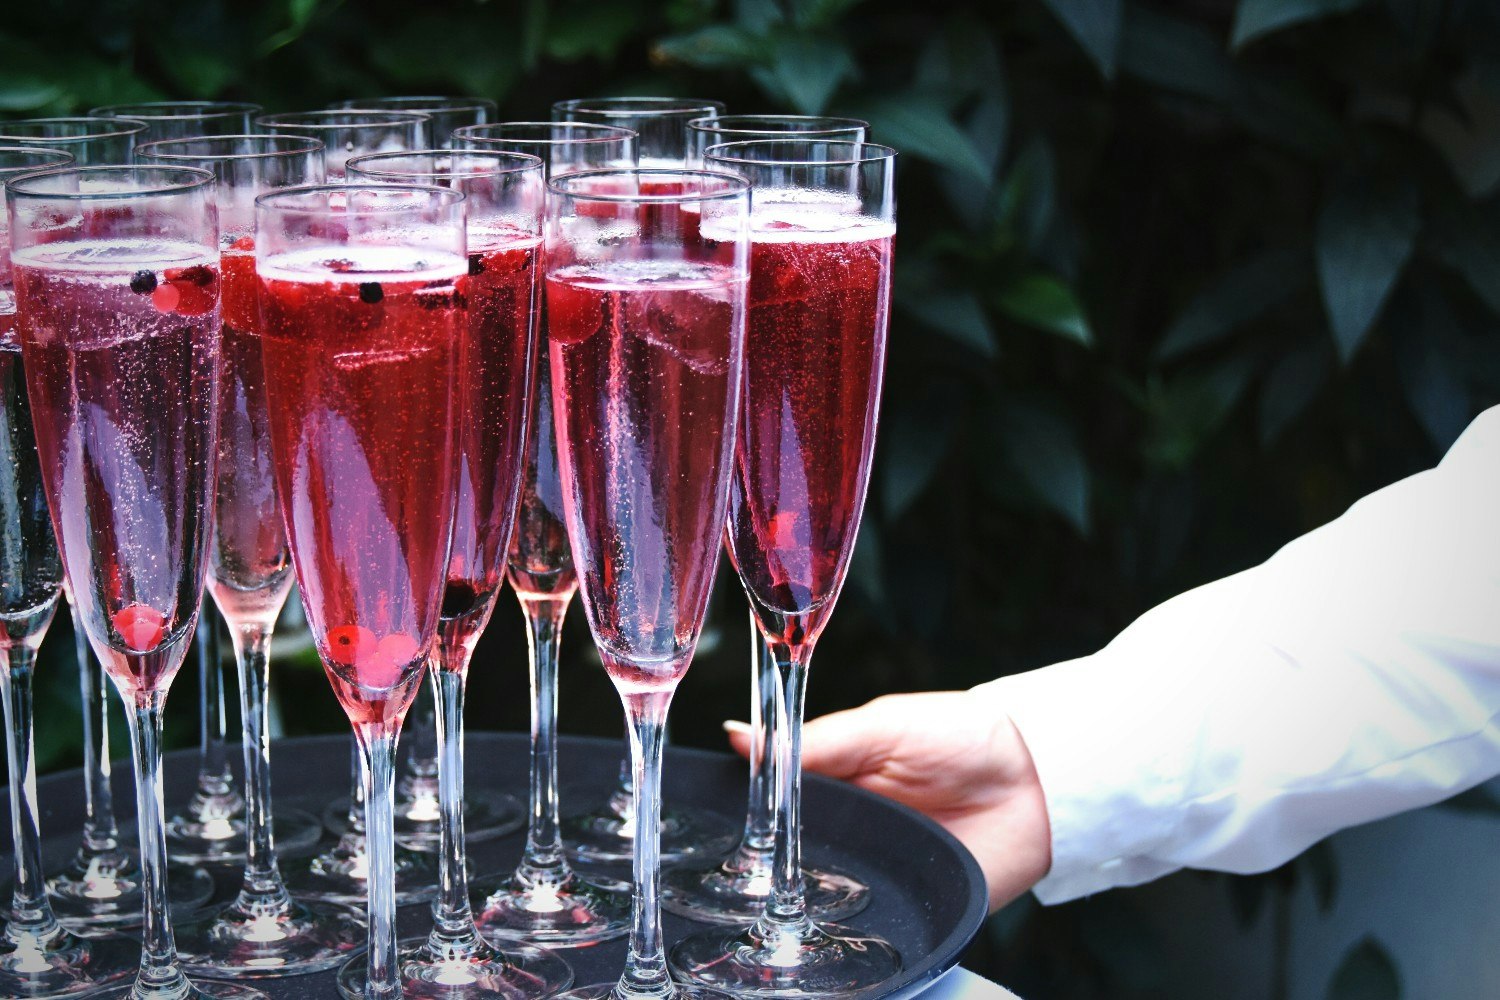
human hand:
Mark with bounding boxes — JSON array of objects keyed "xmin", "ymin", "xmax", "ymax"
[{"xmin": 726, "ymin": 687, "xmax": 1051, "ymax": 912}]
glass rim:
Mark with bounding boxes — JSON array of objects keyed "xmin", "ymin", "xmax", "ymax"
[
  {"xmin": 346, "ymin": 148, "xmax": 544, "ymax": 181},
  {"xmin": 90, "ymin": 100, "xmax": 264, "ymax": 121},
  {"xmin": 546, "ymin": 167, "xmax": 750, "ymax": 205},
  {"xmin": 254, "ymin": 181, "xmax": 467, "ymax": 216},
  {"xmin": 688, "ymin": 114, "xmax": 870, "ymax": 137},
  {"xmin": 0, "ymin": 146, "xmax": 76, "ymax": 176},
  {"xmin": 330, "ymin": 95, "xmax": 499, "ymax": 113},
  {"xmin": 4, "ymin": 163, "xmax": 216, "ymax": 200},
  {"xmin": 704, "ymin": 139, "xmax": 898, "ymax": 167},
  {"xmin": 454, "ymin": 121, "xmax": 638, "ymax": 147},
  {"xmin": 136, "ymin": 134, "xmax": 326, "ymax": 162},
  {"xmin": 553, "ymin": 96, "xmax": 727, "ymax": 118},
  {"xmin": 254, "ymin": 110, "xmax": 432, "ymax": 130},
  {"xmin": 0, "ymin": 117, "xmax": 150, "ymax": 143}
]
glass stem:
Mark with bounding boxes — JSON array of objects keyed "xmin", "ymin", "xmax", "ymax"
[
  {"xmin": 192, "ymin": 607, "xmax": 235, "ymax": 814},
  {"xmin": 401, "ymin": 686, "xmax": 439, "ymax": 801},
  {"xmin": 2, "ymin": 632, "xmax": 62, "ymax": 946},
  {"xmin": 756, "ymin": 639, "xmax": 815, "ymax": 937},
  {"xmin": 229, "ymin": 623, "xmax": 290, "ymax": 913},
  {"xmin": 356, "ymin": 724, "xmax": 401, "ymax": 1000},
  {"xmin": 428, "ymin": 658, "xmax": 481, "ymax": 949},
  {"xmin": 743, "ymin": 616, "xmax": 777, "ymax": 855},
  {"xmin": 125, "ymin": 688, "xmax": 192, "ymax": 998},
  {"xmin": 347, "ymin": 736, "xmax": 365, "ymax": 835},
  {"xmin": 517, "ymin": 596, "xmax": 570, "ymax": 884},
  {"xmin": 71, "ymin": 598, "xmax": 121, "ymax": 855},
  {"xmin": 618, "ymin": 689, "xmax": 672, "ymax": 999}
]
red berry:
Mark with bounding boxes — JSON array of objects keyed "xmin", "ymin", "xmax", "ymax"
[
  {"xmin": 172, "ymin": 282, "xmax": 216, "ymax": 317},
  {"xmin": 231, "ymin": 235, "xmax": 255, "ymax": 252},
  {"xmin": 151, "ymin": 283, "xmax": 181, "ymax": 314},
  {"xmin": 325, "ymin": 624, "xmax": 377, "ymax": 667},
  {"xmin": 112, "ymin": 604, "xmax": 166, "ymax": 652}
]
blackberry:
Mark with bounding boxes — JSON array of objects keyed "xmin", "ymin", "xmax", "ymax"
[
  {"xmin": 359, "ymin": 282, "xmax": 383, "ymax": 304},
  {"xmin": 129, "ymin": 270, "xmax": 157, "ymax": 295},
  {"xmin": 468, "ymin": 253, "xmax": 485, "ymax": 276}
]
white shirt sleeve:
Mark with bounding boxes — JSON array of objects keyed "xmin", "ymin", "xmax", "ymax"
[{"xmin": 988, "ymin": 404, "xmax": 1500, "ymax": 905}]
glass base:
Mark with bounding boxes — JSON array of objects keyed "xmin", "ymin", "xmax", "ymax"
[
  {"xmin": 175, "ymin": 895, "xmax": 365, "ymax": 978},
  {"xmin": 561, "ymin": 802, "xmax": 736, "ymax": 866},
  {"xmin": 0, "ymin": 926, "xmax": 136, "ymax": 999},
  {"xmin": 167, "ymin": 806, "xmax": 323, "ymax": 866},
  {"xmin": 669, "ymin": 921, "xmax": 902, "ymax": 997},
  {"xmin": 335, "ymin": 935, "xmax": 573, "ymax": 999},
  {"xmin": 93, "ymin": 977, "xmax": 272, "ymax": 1000},
  {"xmin": 660, "ymin": 850, "xmax": 870, "ymax": 926},
  {"xmin": 49, "ymin": 854, "xmax": 215, "ymax": 934},
  {"xmin": 283, "ymin": 835, "xmax": 440, "ymax": 907},
  {"xmin": 557, "ymin": 983, "xmax": 738, "ymax": 1000},
  {"xmin": 323, "ymin": 790, "xmax": 526, "ymax": 851},
  {"xmin": 471, "ymin": 869, "xmax": 630, "ymax": 946}
]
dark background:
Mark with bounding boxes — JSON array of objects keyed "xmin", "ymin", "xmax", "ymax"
[{"xmin": 6, "ymin": 0, "xmax": 1500, "ymax": 996}]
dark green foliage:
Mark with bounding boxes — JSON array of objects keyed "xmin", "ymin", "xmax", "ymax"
[{"xmin": 4, "ymin": 0, "xmax": 1485, "ymax": 992}]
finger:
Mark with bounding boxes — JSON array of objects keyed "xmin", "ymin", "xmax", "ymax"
[
  {"xmin": 722, "ymin": 705, "xmax": 886, "ymax": 781},
  {"xmin": 723, "ymin": 720, "xmax": 753, "ymax": 759}
]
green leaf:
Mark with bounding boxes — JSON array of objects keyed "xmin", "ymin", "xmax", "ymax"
[
  {"xmin": 860, "ymin": 96, "xmax": 992, "ymax": 181},
  {"xmin": 1395, "ymin": 324, "xmax": 1470, "ymax": 452},
  {"xmin": 915, "ymin": 17, "xmax": 1005, "ymax": 96},
  {"xmin": 1157, "ymin": 248, "xmax": 1310, "ymax": 361},
  {"xmin": 881, "ymin": 389, "xmax": 955, "ymax": 518},
  {"xmin": 1259, "ymin": 341, "xmax": 1331, "ymax": 445},
  {"xmin": 1434, "ymin": 202, "xmax": 1500, "ymax": 317},
  {"xmin": 1232, "ymin": 0, "xmax": 1370, "ymax": 51},
  {"xmin": 998, "ymin": 402, "xmax": 1092, "ymax": 534},
  {"xmin": 0, "ymin": 76, "xmax": 64, "ymax": 112},
  {"xmin": 1040, "ymin": 0, "xmax": 1123, "ymax": 81},
  {"xmin": 1120, "ymin": 6, "xmax": 1238, "ymax": 103},
  {"xmin": 992, "ymin": 137, "xmax": 1056, "ymax": 250},
  {"xmin": 1327, "ymin": 938, "xmax": 1401, "ymax": 1000},
  {"xmin": 654, "ymin": 25, "xmax": 768, "ymax": 70},
  {"xmin": 289, "ymin": 0, "xmax": 321, "ymax": 30},
  {"xmin": 995, "ymin": 272, "xmax": 1093, "ymax": 346},
  {"xmin": 1143, "ymin": 357, "xmax": 1257, "ymax": 468},
  {"xmin": 755, "ymin": 33, "xmax": 855, "ymax": 115},
  {"xmin": 899, "ymin": 287, "xmax": 998, "ymax": 358},
  {"xmin": 1315, "ymin": 172, "xmax": 1420, "ymax": 362}
]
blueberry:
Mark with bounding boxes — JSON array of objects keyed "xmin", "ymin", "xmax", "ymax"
[
  {"xmin": 129, "ymin": 270, "xmax": 157, "ymax": 295},
  {"xmin": 359, "ymin": 282, "xmax": 383, "ymax": 304},
  {"xmin": 468, "ymin": 253, "xmax": 485, "ymax": 276}
]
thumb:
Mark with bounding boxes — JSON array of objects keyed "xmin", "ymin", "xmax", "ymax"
[{"xmin": 722, "ymin": 702, "xmax": 890, "ymax": 782}]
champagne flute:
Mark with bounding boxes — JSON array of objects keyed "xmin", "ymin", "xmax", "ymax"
[
  {"xmin": 0, "ymin": 146, "xmax": 137, "ymax": 999},
  {"xmin": 253, "ymin": 110, "xmax": 429, "ymax": 179},
  {"xmin": 91, "ymin": 102, "xmax": 263, "ymax": 141},
  {"xmin": 4, "ymin": 123, "xmax": 220, "ymax": 932},
  {"xmin": 664, "ymin": 116, "xmax": 875, "ymax": 928},
  {"xmin": 0, "ymin": 118, "xmax": 147, "ymax": 164},
  {"xmin": 543, "ymin": 167, "xmax": 748, "ymax": 1000},
  {"xmin": 546, "ymin": 102, "xmax": 738, "ymax": 868},
  {"xmin": 136, "ymin": 134, "xmax": 366, "ymax": 977},
  {"xmin": 335, "ymin": 147, "xmax": 572, "ymax": 999},
  {"xmin": 670, "ymin": 140, "xmax": 902, "ymax": 995},
  {"xmin": 328, "ymin": 97, "xmax": 497, "ymax": 148},
  {"xmin": 9, "ymin": 163, "xmax": 265, "ymax": 1000},
  {"xmin": 325, "ymin": 100, "xmax": 522, "ymax": 854},
  {"xmin": 255, "ymin": 182, "xmax": 477, "ymax": 1000},
  {"xmin": 453, "ymin": 122, "xmax": 637, "ymax": 945}
]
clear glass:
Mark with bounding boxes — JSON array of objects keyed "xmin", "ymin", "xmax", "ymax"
[
  {"xmin": 90, "ymin": 102, "xmax": 262, "ymax": 141},
  {"xmin": 449, "ymin": 123, "xmax": 637, "ymax": 946},
  {"xmin": 543, "ymin": 168, "xmax": 748, "ymax": 1000},
  {"xmin": 685, "ymin": 115, "xmax": 868, "ymax": 167},
  {"xmin": 7, "ymin": 164, "xmax": 265, "ymax": 1000},
  {"xmin": 328, "ymin": 96, "xmax": 497, "ymax": 148},
  {"xmin": 253, "ymin": 110, "xmax": 429, "ymax": 179},
  {"xmin": 255, "ymin": 182, "xmax": 474, "ymax": 1000},
  {"xmin": 0, "ymin": 118, "xmax": 146, "ymax": 164},
  {"xmin": 135, "ymin": 134, "xmax": 364, "ymax": 976},
  {"xmin": 334, "ymin": 149, "xmax": 572, "ymax": 999},
  {"xmin": 531, "ymin": 107, "xmax": 742, "ymax": 865},
  {"xmin": 666, "ymin": 116, "xmax": 873, "ymax": 927},
  {"xmin": 669, "ymin": 141, "xmax": 902, "ymax": 995},
  {"xmin": 552, "ymin": 97, "xmax": 726, "ymax": 167},
  {"xmin": 0, "ymin": 146, "xmax": 138, "ymax": 998}
]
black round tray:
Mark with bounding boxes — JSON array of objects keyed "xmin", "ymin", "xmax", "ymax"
[{"xmin": 6, "ymin": 732, "xmax": 986, "ymax": 999}]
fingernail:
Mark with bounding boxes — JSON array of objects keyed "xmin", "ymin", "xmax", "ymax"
[{"xmin": 722, "ymin": 720, "xmax": 752, "ymax": 735}]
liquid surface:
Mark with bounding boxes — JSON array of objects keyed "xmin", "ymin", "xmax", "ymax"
[
  {"xmin": 14, "ymin": 239, "xmax": 220, "ymax": 694},
  {"xmin": 547, "ymin": 258, "xmax": 744, "ymax": 692},
  {"xmin": 259, "ymin": 245, "xmax": 466, "ymax": 729}
]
